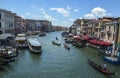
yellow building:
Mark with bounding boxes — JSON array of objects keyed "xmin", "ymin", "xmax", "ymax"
[{"xmin": 115, "ymin": 17, "xmax": 120, "ymax": 44}]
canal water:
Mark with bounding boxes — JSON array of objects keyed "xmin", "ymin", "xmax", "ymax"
[{"xmin": 0, "ymin": 31, "xmax": 120, "ymax": 78}]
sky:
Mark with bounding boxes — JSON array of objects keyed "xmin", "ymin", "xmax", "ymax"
[{"xmin": 0, "ymin": 0, "xmax": 120, "ymax": 27}]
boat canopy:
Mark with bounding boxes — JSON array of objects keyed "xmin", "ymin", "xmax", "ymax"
[
  {"xmin": 0, "ymin": 34, "xmax": 14, "ymax": 40},
  {"xmin": 28, "ymin": 38, "xmax": 41, "ymax": 46},
  {"xmin": 17, "ymin": 34, "xmax": 26, "ymax": 37},
  {"xmin": 15, "ymin": 37, "xmax": 26, "ymax": 42}
]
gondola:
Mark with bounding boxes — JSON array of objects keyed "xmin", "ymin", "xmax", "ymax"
[
  {"xmin": 88, "ymin": 59, "xmax": 115, "ymax": 75},
  {"xmin": 72, "ymin": 43, "xmax": 84, "ymax": 48},
  {"xmin": 64, "ymin": 43, "xmax": 70, "ymax": 51}
]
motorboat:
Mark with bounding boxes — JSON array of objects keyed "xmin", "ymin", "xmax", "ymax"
[{"xmin": 27, "ymin": 38, "xmax": 42, "ymax": 53}]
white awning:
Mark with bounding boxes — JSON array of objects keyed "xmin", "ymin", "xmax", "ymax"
[{"xmin": 0, "ymin": 34, "xmax": 14, "ymax": 40}]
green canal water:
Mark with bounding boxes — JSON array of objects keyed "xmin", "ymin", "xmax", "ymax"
[{"xmin": 0, "ymin": 31, "xmax": 120, "ymax": 78}]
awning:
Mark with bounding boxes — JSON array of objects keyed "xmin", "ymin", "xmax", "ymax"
[
  {"xmin": 0, "ymin": 34, "xmax": 14, "ymax": 40},
  {"xmin": 82, "ymin": 35, "xmax": 90, "ymax": 40},
  {"xmin": 15, "ymin": 37, "xmax": 26, "ymax": 42},
  {"xmin": 89, "ymin": 39, "xmax": 112, "ymax": 46}
]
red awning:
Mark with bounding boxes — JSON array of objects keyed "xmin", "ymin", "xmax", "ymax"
[
  {"xmin": 89, "ymin": 39, "xmax": 112, "ymax": 46},
  {"xmin": 82, "ymin": 35, "xmax": 90, "ymax": 40}
]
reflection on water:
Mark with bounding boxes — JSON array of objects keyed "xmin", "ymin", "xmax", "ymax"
[{"xmin": 0, "ymin": 31, "xmax": 119, "ymax": 78}]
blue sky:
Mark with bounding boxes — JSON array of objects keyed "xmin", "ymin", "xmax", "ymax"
[{"xmin": 0, "ymin": 0, "xmax": 120, "ymax": 27}]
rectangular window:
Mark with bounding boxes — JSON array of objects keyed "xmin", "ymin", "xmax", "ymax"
[
  {"xmin": 0, "ymin": 22, "xmax": 1, "ymax": 28},
  {"xmin": 0, "ymin": 14, "xmax": 1, "ymax": 19}
]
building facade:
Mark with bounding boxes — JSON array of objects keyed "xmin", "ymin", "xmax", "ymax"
[
  {"xmin": 0, "ymin": 8, "xmax": 16, "ymax": 34},
  {"xmin": 14, "ymin": 16, "xmax": 26, "ymax": 35},
  {"xmin": 40, "ymin": 20, "xmax": 52, "ymax": 32},
  {"xmin": 69, "ymin": 17, "xmax": 120, "ymax": 43},
  {"xmin": 25, "ymin": 19, "xmax": 52, "ymax": 32}
]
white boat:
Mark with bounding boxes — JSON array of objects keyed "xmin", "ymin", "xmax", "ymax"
[
  {"xmin": 52, "ymin": 40, "xmax": 61, "ymax": 46},
  {"xmin": 27, "ymin": 38, "xmax": 42, "ymax": 53},
  {"xmin": 15, "ymin": 34, "xmax": 28, "ymax": 48}
]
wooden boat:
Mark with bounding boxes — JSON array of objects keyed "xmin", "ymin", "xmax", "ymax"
[
  {"xmin": 52, "ymin": 40, "xmax": 61, "ymax": 46},
  {"xmin": 27, "ymin": 38, "xmax": 42, "ymax": 53},
  {"xmin": 64, "ymin": 43, "xmax": 70, "ymax": 50},
  {"xmin": 0, "ymin": 58, "xmax": 15, "ymax": 65},
  {"xmin": 39, "ymin": 32, "xmax": 46, "ymax": 37},
  {"xmin": 1, "ymin": 53, "xmax": 18, "ymax": 59},
  {"xmin": 72, "ymin": 43, "xmax": 84, "ymax": 48},
  {"xmin": 65, "ymin": 39, "xmax": 73, "ymax": 43},
  {"xmin": 88, "ymin": 59, "xmax": 115, "ymax": 75},
  {"xmin": 0, "ymin": 47, "xmax": 18, "ymax": 59}
]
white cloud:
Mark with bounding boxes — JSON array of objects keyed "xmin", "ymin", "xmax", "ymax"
[
  {"xmin": 63, "ymin": 21, "xmax": 68, "ymax": 24},
  {"xmin": 20, "ymin": 15, "xmax": 25, "ymax": 18},
  {"xmin": 50, "ymin": 8, "xmax": 70, "ymax": 17},
  {"xmin": 92, "ymin": 7, "xmax": 106, "ymax": 17},
  {"xmin": 41, "ymin": 11, "xmax": 56, "ymax": 21},
  {"xmin": 33, "ymin": 15, "xmax": 41, "ymax": 19},
  {"xmin": 39, "ymin": 8, "xmax": 45, "ymax": 11},
  {"xmin": 63, "ymin": 21, "xmax": 69, "ymax": 26},
  {"xmin": 108, "ymin": 13, "xmax": 112, "ymax": 16},
  {"xmin": 79, "ymin": 17, "xmax": 82, "ymax": 19},
  {"xmin": 83, "ymin": 7, "xmax": 110, "ymax": 19},
  {"xmin": 68, "ymin": 18, "xmax": 74, "ymax": 21},
  {"xmin": 25, "ymin": 13, "xmax": 31, "ymax": 16},
  {"xmin": 74, "ymin": 9, "xmax": 79, "ymax": 12},
  {"xmin": 84, "ymin": 13, "xmax": 96, "ymax": 19},
  {"xmin": 67, "ymin": 6, "xmax": 70, "ymax": 10},
  {"xmin": 31, "ymin": 5, "xmax": 37, "ymax": 9}
]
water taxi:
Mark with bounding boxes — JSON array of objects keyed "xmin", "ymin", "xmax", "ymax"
[{"xmin": 27, "ymin": 38, "xmax": 42, "ymax": 53}]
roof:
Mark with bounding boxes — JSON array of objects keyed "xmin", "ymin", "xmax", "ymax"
[
  {"xmin": 17, "ymin": 34, "xmax": 26, "ymax": 37},
  {"xmin": 15, "ymin": 37, "xmax": 26, "ymax": 42},
  {"xmin": 0, "ymin": 34, "xmax": 14, "ymax": 40},
  {"xmin": 28, "ymin": 38, "xmax": 41, "ymax": 46}
]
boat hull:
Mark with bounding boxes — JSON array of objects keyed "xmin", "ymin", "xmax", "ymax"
[
  {"xmin": 27, "ymin": 38, "xmax": 42, "ymax": 54},
  {"xmin": 28, "ymin": 43, "xmax": 41, "ymax": 54},
  {"xmin": 52, "ymin": 41, "xmax": 61, "ymax": 46}
]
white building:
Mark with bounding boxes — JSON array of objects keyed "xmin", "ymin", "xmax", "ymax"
[
  {"xmin": 0, "ymin": 8, "xmax": 16, "ymax": 34},
  {"xmin": 25, "ymin": 19, "xmax": 52, "ymax": 32}
]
